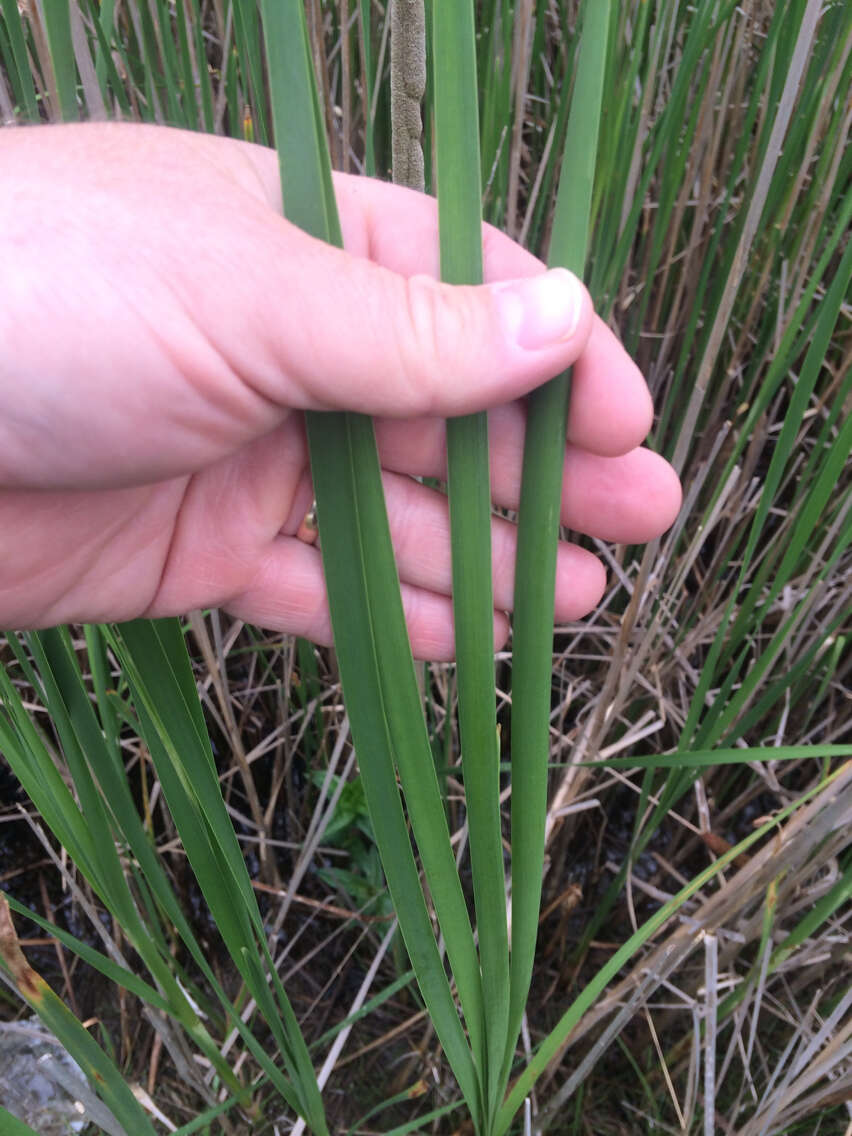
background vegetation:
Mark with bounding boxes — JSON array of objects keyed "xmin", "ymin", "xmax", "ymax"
[{"xmin": 0, "ymin": 1, "xmax": 850, "ymax": 1133}]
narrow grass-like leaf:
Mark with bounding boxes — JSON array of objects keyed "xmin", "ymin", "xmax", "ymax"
[
  {"xmin": 0, "ymin": 894, "xmax": 157, "ymax": 1135},
  {"xmin": 588, "ymin": 745, "xmax": 852, "ymax": 770},
  {"xmin": 186, "ymin": 0, "xmax": 215, "ymax": 132},
  {"xmin": 313, "ymin": 968, "xmax": 415, "ymax": 1050},
  {"xmin": 433, "ymin": 0, "xmax": 509, "ymax": 1117},
  {"xmin": 383, "ymin": 1099, "xmax": 466, "ymax": 1136},
  {"xmin": 89, "ymin": 0, "xmax": 117, "ymax": 88},
  {"xmin": 477, "ymin": 0, "xmax": 514, "ymax": 223},
  {"xmin": 40, "ymin": 0, "xmax": 79, "ymax": 120},
  {"xmin": 84, "ymin": 3, "xmax": 133, "ymax": 120},
  {"xmin": 700, "ymin": 530, "xmax": 851, "ymax": 751},
  {"xmin": 358, "ymin": 0, "xmax": 376, "ymax": 175},
  {"xmin": 172, "ymin": 0, "xmax": 200, "ymax": 128},
  {"xmin": 0, "ymin": 1106, "xmax": 40, "ymax": 1136},
  {"xmin": 2, "ymin": 628, "xmax": 249, "ymax": 1101},
  {"xmin": 171, "ymin": 1095, "xmax": 247, "ymax": 1136},
  {"xmin": 0, "ymin": 0, "xmax": 39, "ymax": 119},
  {"xmin": 345, "ymin": 1082, "xmax": 450, "ymax": 1136},
  {"xmin": 261, "ymin": 0, "xmax": 483, "ymax": 1114},
  {"xmin": 148, "ymin": 0, "xmax": 184, "ymax": 125},
  {"xmin": 3, "ymin": 892, "xmax": 170, "ymax": 1012},
  {"xmin": 83, "ymin": 623, "xmax": 121, "ymax": 765},
  {"xmin": 732, "ymin": 226, "xmax": 852, "ymax": 592},
  {"xmin": 705, "ymin": 229, "xmax": 852, "ymax": 685},
  {"xmin": 504, "ymin": 0, "xmax": 611, "ymax": 1084},
  {"xmin": 232, "ymin": 0, "xmax": 269, "ymax": 144},
  {"xmin": 0, "ymin": 644, "xmax": 105, "ymax": 886},
  {"xmin": 716, "ymin": 859, "xmax": 852, "ymax": 1028},
  {"xmin": 299, "ymin": 412, "xmax": 483, "ymax": 1111},
  {"xmin": 760, "ymin": 860, "xmax": 852, "ymax": 974},
  {"xmin": 107, "ymin": 619, "xmax": 327, "ymax": 1132},
  {"xmin": 494, "ymin": 764, "xmax": 843, "ymax": 1133},
  {"xmin": 592, "ymin": 2, "xmax": 721, "ymax": 314}
]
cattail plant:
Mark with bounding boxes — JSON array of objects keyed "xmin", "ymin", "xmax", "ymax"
[{"xmin": 0, "ymin": 2, "xmax": 849, "ymax": 1134}]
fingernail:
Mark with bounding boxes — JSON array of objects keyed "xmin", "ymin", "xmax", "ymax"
[{"xmin": 493, "ymin": 268, "xmax": 585, "ymax": 350}]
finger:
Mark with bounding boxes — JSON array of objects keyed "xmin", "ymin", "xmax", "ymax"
[
  {"xmin": 372, "ymin": 408, "xmax": 682, "ymax": 542},
  {"xmin": 211, "ymin": 430, "xmax": 610, "ymax": 615},
  {"xmin": 558, "ymin": 446, "xmax": 682, "ymax": 542},
  {"xmin": 223, "ymin": 538, "xmax": 510, "ymax": 662},
  {"xmin": 377, "ymin": 471, "xmax": 607, "ymax": 621},
  {"xmin": 488, "ymin": 408, "xmax": 682, "ymax": 540},
  {"xmin": 569, "ymin": 319, "xmax": 653, "ymax": 455},
  {"xmin": 283, "ymin": 416, "xmax": 679, "ymax": 548},
  {"xmin": 142, "ymin": 428, "xmax": 510, "ymax": 661}
]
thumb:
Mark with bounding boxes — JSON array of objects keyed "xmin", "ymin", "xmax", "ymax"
[{"xmin": 246, "ymin": 232, "xmax": 594, "ymax": 418}]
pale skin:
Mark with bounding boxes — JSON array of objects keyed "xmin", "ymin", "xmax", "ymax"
[{"xmin": 0, "ymin": 124, "xmax": 681, "ymax": 660}]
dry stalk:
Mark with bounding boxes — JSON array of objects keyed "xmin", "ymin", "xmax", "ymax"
[{"xmin": 536, "ymin": 762, "xmax": 852, "ymax": 1126}]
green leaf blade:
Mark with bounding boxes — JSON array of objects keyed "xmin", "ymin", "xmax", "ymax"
[
  {"xmin": 505, "ymin": 0, "xmax": 612, "ymax": 1088},
  {"xmin": 433, "ymin": 0, "xmax": 510, "ymax": 1116},
  {"xmin": 262, "ymin": 2, "xmax": 483, "ymax": 1116}
]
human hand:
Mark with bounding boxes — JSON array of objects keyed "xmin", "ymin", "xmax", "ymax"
[{"xmin": 0, "ymin": 123, "xmax": 680, "ymax": 660}]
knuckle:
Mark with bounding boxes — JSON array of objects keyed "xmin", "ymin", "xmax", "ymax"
[{"xmin": 395, "ymin": 274, "xmax": 465, "ymax": 415}]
